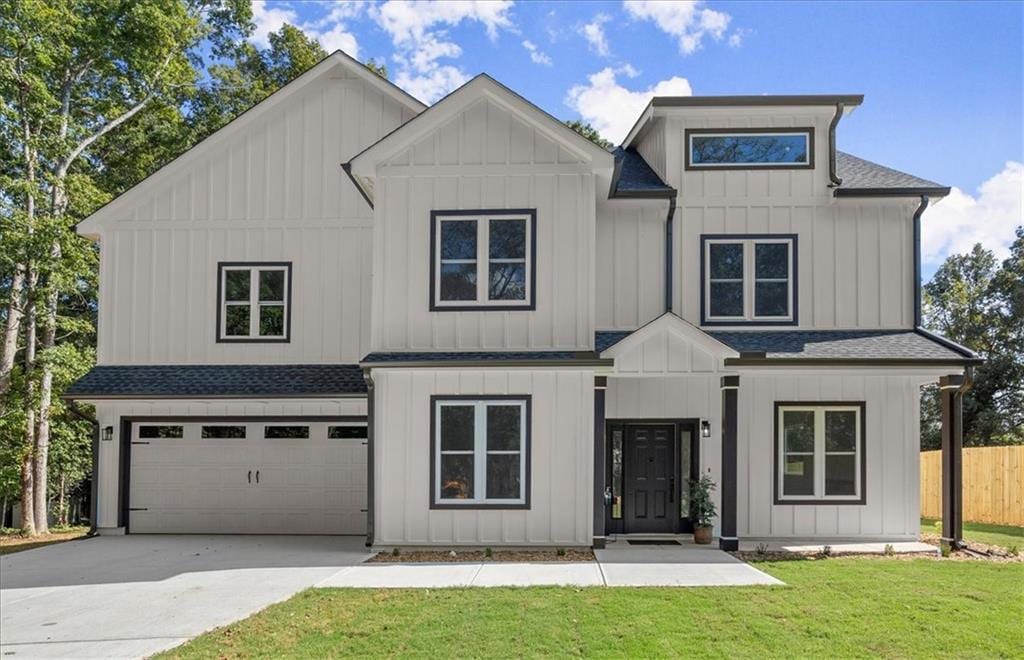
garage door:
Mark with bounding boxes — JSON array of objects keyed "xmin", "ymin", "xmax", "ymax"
[{"xmin": 128, "ymin": 420, "xmax": 367, "ymax": 534}]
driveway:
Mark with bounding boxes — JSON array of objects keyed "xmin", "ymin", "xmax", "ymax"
[{"xmin": 0, "ymin": 535, "xmax": 368, "ymax": 659}]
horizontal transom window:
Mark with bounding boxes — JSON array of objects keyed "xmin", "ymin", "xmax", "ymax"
[
  {"xmin": 776, "ymin": 403, "xmax": 865, "ymax": 503},
  {"xmin": 431, "ymin": 210, "xmax": 536, "ymax": 310},
  {"xmin": 432, "ymin": 397, "xmax": 530, "ymax": 508},
  {"xmin": 686, "ymin": 129, "xmax": 813, "ymax": 169},
  {"xmin": 138, "ymin": 425, "xmax": 183, "ymax": 439},
  {"xmin": 702, "ymin": 235, "xmax": 797, "ymax": 325},
  {"xmin": 218, "ymin": 263, "xmax": 291, "ymax": 341}
]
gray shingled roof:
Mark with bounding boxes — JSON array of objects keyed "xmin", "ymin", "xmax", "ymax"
[
  {"xmin": 612, "ymin": 147, "xmax": 674, "ymax": 197},
  {"xmin": 64, "ymin": 364, "xmax": 367, "ymax": 399},
  {"xmin": 836, "ymin": 151, "xmax": 947, "ymax": 192},
  {"xmin": 362, "ymin": 351, "xmax": 608, "ymax": 364},
  {"xmin": 596, "ymin": 329, "xmax": 977, "ymax": 362}
]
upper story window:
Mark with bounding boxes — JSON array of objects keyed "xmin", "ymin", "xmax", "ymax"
[
  {"xmin": 217, "ymin": 262, "xmax": 291, "ymax": 342},
  {"xmin": 776, "ymin": 403, "xmax": 865, "ymax": 504},
  {"xmin": 686, "ymin": 128, "xmax": 813, "ymax": 170},
  {"xmin": 430, "ymin": 210, "xmax": 536, "ymax": 311},
  {"xmin": 701, "ymin": 235, "xmax": 797, "ymax": 326}
]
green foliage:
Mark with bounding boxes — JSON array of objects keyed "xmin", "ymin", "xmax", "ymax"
[
  {"xmin": 922, "ymin": 229, "xmax": 1024, "ymax": 448},
  {"xmin": 364, "ymin": 59, "xmax": 388, "ymax": 79},
  {"xmin": 688, "ymin": 475, "xmax": 718, "ymax": 527},
  {"xmin": 484, "ymin": 546, "xmax": 492, "ymax": 558},
  {"xmin": 563, "ymin": 120, "xmax": 613, "ymax": 149}
]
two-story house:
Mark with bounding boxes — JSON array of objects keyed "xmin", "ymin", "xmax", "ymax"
[{"xmin": 68, "ymin": 51, "xmax": 979, "ymax": 549}]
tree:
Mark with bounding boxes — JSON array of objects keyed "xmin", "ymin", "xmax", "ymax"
[
  {"xmin": 564, "ymin": 120, "xmax": 613, "ymax": 149},
  {"xmin": 921, "ymin": 230, "xmax": 1024, "ymax": 448},
  {"xmin": 1, "ymin": 0, "xmax": 250, "ymax": 534},
  {"xmin": 364, "ymin": 58, "xmax": 388, "ymax": 79}
]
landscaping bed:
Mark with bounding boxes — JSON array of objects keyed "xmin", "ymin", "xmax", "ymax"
[
  {"xmin": 368, "ymin": 548, "xmax": 595, "ymax": 563},
  {"xmin": 0, "ymin": 526, "xmax": 90, "ymax": 555}
]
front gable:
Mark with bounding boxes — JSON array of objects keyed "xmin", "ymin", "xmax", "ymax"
[{"xmin": 601, "ymin": 313, "xmax": 738, "ymax": 374}]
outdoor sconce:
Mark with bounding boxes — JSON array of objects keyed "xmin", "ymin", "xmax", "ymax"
[
  {"xmin": 102, "ymin": 426, "xmax": 114, "ymax": 442},
  {"xmin": 700, "ymin": 420, "xmax": 711, "ymax": 438}
]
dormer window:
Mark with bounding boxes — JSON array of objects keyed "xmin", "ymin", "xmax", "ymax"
[
  {"xmin": 686, "ymin": 128, "xmax": 813, "ymax": 170},
  {"xmin": 701, "ymin": 235, "xmax": 798, "ymax": 326},
  {"xmin": 430, "ymin": 209, "xmax": 536, "ymax": 311}
]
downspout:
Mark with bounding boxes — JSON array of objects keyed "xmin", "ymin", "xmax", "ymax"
[
  {"xmin": 664, "ymin": 195, "xmax": 677, "ymax": 313},
  {"xmin": 66, "ymin": 400, "xmax": 99, "ymax": 536},
  {"xmin": 912, "ymin": 195, "xmax": 929, "ymax": 328},
  {"xmin": 828, "ymin": 103, "xmax": 844, "ymax": 187},
  {"xmin": 362, "ymin": 369, "xmax": 375, "ymax": 548}
]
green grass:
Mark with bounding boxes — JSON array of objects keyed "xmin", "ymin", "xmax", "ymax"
[
  {"xmin": 921, "ymin": 517, "xmax": 1024, "ymax": 551},
  {"xmin": 162, "ymin": 559, "xmax": 1023, "ymax": 659}
]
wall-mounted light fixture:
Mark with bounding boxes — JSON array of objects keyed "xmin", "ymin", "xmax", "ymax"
[
  {"xmin": 102, "ymin": 426, "xmax": 114, "ymax": 442},
  {"xmin": 700, "ymin": 420, "xmax": 711, "ymax": 438}
]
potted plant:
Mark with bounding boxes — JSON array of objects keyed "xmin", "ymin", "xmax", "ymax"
[{"xmin": 689, "ymin": 475, "xmax": 717, "ymax": 544}]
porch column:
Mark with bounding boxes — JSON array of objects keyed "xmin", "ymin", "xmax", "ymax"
[
  {"xmin": 939, "ymin": 373, "xmax": 967, "ymax": 549},
  {"xmin": 719, "ymin": 375, "xmax": 739, "ymax": 551},
  {"xmin": 592, "ymin": 375, "xmax": 607, "ymax": 548}
]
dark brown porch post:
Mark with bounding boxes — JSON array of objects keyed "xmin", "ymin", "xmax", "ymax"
[
  {"xmin": 593, "ymin": 375, "xmax": 607, "ymax": 549},
  {"xmin": 939, "ymin": 373, "xmax": 967, "ymax": 549},
  {"xmin": 719, "ymin": 375, "xmax": 739, "ymax": 551}
]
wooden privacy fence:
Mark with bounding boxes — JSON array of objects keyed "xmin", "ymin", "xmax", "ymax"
[{"xmin": 920, "ymin": 445, "xmax": 1024, "ymax": 527}]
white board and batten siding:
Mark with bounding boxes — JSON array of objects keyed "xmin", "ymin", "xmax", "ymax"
[
  {"xmin": 371, "ymin": 98, "xmax": 597, "ymax": 352},
  {"xmin": 595, "ymin": 200, "xmax": 667, "ymax": 331},
  {"xmin": 89, "ymin": 397, "xmax": 367, "ymax": 531},
  {"xmin": 92, "ymin": 61, "xmax": 416, "ymax": 365},
  {"xmin": 372, "ymin": 369, "xmax": 594, "ymax": 546}
]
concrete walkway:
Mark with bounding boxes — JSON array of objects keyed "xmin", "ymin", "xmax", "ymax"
[{"xmin": 318, "ymin": 541, "xmax": 782, "ymax": 588}]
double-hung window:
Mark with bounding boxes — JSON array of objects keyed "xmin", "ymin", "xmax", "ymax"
[
  {"xmin": 432, "ymin": 397, "xmax": 530, "ymax": 508},
  {"xmin": 431, "ymin": 210, "xmax": 536, "ymax": 310},
  {"xmin": 776, "ymin": 403, "xmax": 865, "ymax": 504},
  {"xmin": 702, "ymin": 235, "xmax": 796, "ymax": 324},
  {"xmin": 686, "ymin": 128, "xmax": 813, "ymax": 169},
  {"xmin": 218, "ymin": 263, "xmax": 291, "ymax": 341}
]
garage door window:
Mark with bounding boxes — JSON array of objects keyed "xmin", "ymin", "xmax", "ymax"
[
  {"xmin": 431, "ymin": 396, "xmax": 531, "ymax": 509},
  {"xmin": 138, "ymin": 425, "xmax": 183, "ymax": 438},
  {"xmin": 202, "ymin": 425, "xmax": 246, "ymax": 439},
  {"xmin": 328, "ymin": 426, "xmax": 368, "ymax": 439},
  {"xmin": 264, "ymin": 426, "xmax": 309, "ymax": 439}
]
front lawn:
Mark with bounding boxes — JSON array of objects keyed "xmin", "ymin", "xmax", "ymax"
[
  {"xmin": 163, "ymin": 558, "xmax": 1022, "ymax": 659},
  {"xmin": 0, "ymin": 526, "xmax": 90, "ymax": 555},
  {"xmin": 921, "ymin": 517, "xmax": 1024, "ymax": 551}
]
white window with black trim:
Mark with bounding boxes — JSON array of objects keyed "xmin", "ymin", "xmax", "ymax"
[
  {"xmin": 776, "ymin": 403, "xmax": 865, "ymax": 504},
  {"xmin": 432, "ymin": 397, "xmax": 530, "ymax": 508},
  {"xmin": 431, "ymin": 210, "xmax": 536, "ymax": 310},
  {"xmin": 702, "ymin": 235, "xmax": 796, "ymax": 325},
  {"xmin": 218, "ymin": 262, "xmax": 291, "ymax": 340}
]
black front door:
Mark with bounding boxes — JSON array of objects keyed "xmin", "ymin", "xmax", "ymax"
[{"xmin": 623, "ymin": 425, "xmax": 677, "ymax": 533}]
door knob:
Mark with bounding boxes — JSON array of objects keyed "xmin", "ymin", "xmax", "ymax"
[
  {"xmin": 248, "ymin": 470, "xmax": 252, "ymax": 484},
  {"xmin": 256, "ymin": 470, "xmax": 260, "ymax": 484}
]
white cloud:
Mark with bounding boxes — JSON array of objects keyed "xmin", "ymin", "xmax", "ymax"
[
  {"xmin": 581, "ymin": 13, "xmax": 611, "ymax": 57},
  {"xmin": 566, "ymin": 66, "xmax": 693, "ymax": 144},
  {"xmin": 371, "ymin": 0, "xmax": 515, "ymax": 103},
  {"xmin": 922, "ymin": 161, "xmax": 1024, "ymax": 266},
  {"xmin": 251, "ymin": 1, "xmax": 297, "ymax": 47},
  {"xmin": 315, "ymin": 23, "xmax": 360, "ymax": 58},
  {"xmin": 728, "ymin": 28, "xmax": 751, "ymax": 48},
  {"xmin": 522, "ymin": 40, "xmax": 552, "ymax": 66},
  {"xmin": 623, "ymin": 0, "xmax": 731, "ymax": 54}
]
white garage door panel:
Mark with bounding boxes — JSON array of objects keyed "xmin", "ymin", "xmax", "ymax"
[{"xmin": 129, "ymin": 421, "xmax": 367, "ymax": 535}]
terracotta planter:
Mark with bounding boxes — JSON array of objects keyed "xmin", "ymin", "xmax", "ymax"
[{"xmin": 693, "ymin": 525, "xmax": 713, "ymax": 544}]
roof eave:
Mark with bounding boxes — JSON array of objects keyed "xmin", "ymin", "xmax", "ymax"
[
  {"xmin": 61, "ymin": 392, "xmax": 368, "ymax": 401},
  {"xmin": 360, "ymin": 357, "xmax": 614, "ymax": 369},
  {"xmin": 651, "ymin": 94, "xmax": 865, "ymax": 108},
  {"xmin": 834, "ymin": 187, "xmax": 951, "ymax": 198},
  {"xmin": 724, "ymin": 357, "xmax": 983, "ymax": 367}
]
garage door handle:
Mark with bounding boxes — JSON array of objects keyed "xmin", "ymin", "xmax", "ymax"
[
  {"xmin": 256, "ymin": 470, "xmax": 260, "ymax": 484},
  {"xmin": 248, "ymin": 470, "xmax": 252, "ymax": 484}
]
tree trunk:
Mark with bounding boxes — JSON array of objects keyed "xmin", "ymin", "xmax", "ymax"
[
  {"xmin": 20, "ymin": 452, "xmax": 36, "ymax": 536},
  {"xmin": 57, "ymin": 473, "xmax": 67, "ymax": 527},
  {"xmin": 33, "ymin": 268, "xmax": 58, "ymax": 534},
  {"xmin": 0, "ymin": 266, "xmax": 26, "ymax": 395}
]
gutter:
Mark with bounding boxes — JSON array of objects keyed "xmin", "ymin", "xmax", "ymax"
[
  {"xmin": 66, "ymin": 401, "xmax": 99, "ymax": 536},
  {"xmin": 359, "ymin": 357, "xmax": 614, "ymax": 369},
  {"xmin": 834, "ymin": 187, "xmax": 951, "ymax": 198},
  {"xmin": 912, "ymin": 195, "xmax": 928, "ymax": 327},
  {"xmin": 724, "ymin": 357, "xmax": 983, "ymax": 367},
  {"xmin": 828, "ymin": 103, "xmax": 844, "ymax": 186},
  {"xmin": 914, "ymin": 327, "xmax": 982, "ymax": 360}
]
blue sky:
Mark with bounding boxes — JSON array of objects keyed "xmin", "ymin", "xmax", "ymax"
[{"xmin": 253, "ymin": 1, "xmax": 1023, "ymax": 274}]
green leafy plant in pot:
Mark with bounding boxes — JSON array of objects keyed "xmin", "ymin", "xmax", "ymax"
[{"xmin": 689, "ymin": 475, "xmax": 718, "ymax": 544}]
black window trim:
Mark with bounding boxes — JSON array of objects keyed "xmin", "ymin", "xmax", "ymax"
[
  {"xmin": 700, "ymin": 233, "xmax": 799, "ymax": 327},
  {"xmin": 216, "ymin": 261, "xmax": 293, "ymax": 343},
  {"xmin": 685, "ymin": 127, "xmax": 815, "ymax": 171},
  {"xmin": 773, "ymin": 401, "xmax": 867, "ymax": 506},
  {"xmin": 429, "ymin": 394, "xmax": 532, "ymax": 510},
  {"xmin": 429, "ymin": 209, "xmax": 538, "ymax": 312}
]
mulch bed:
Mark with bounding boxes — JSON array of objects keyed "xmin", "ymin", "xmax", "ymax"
[
  {"xmin": 734, "ymin": 538, "xmax": 1022, "ymax": 564},
  {"xmin": 368, "ymin": 548, "xmax": 595, "ymax": 563}
]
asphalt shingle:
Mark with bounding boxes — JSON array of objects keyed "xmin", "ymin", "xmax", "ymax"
[
  {"xmin": 836, "ymin": 151, "xmax": 946, "ymax": 191},
  {"xmin": 612, "ymin": 147, "xmax": 674, "ymax": 197}
]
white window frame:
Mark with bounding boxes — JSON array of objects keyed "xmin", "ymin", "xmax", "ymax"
[
  {"xmin": 433, "ymin": 213, "xmax": 533, "ymax": 308},
  {"xmin": 777, "ymin": 405, "xmax": 862, "ymax": 502},
  {"xmin": 704, "ymin": 237, "xmax": 794, "ymax": 323},
  {"xmin": 688, "ymin": 131, "xmax": 811, "ymax": 168},
  {"xmin": 434, "ymin": 399, "xmax": 528, "ymax": 506},
  {"xmin": 219, "ymin": 265, "xmax": 289, "ymax": 340}
]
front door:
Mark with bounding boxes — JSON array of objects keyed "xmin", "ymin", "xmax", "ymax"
[{"xmin": 623, "ymin": 424, "xmax": 677, "ymax": 533}]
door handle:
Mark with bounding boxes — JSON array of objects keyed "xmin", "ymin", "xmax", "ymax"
[
  {"xmin": 248, "ymin": 470, "xmax": 252, "ymax": 484},
  {"xmin": 256, "ymin": 470, "xmax": 260, "ymax": 484}
]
